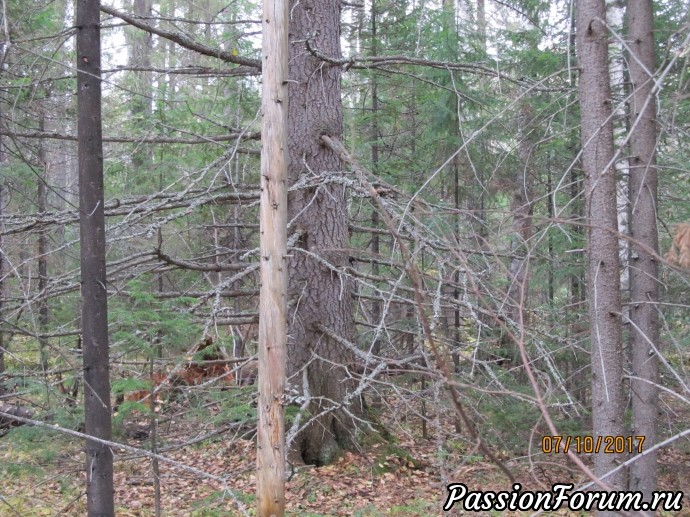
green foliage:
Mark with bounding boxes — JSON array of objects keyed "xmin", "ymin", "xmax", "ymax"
[
  {"xmin": 1, "ymin": 460, "xmax": 45, "ymax": 478},
  {"xmin": 3, "ymin": 423, "xmax": 70, "ymax": 464},
  {"xmin": 285, "ymin": 404, "xmax": 308, "ymax": 428},
  {"xmin": 210, "ymin": 388, "xmax": 256, "ymax": 426},
  {"xmin": 480, "ymin": 391, "xmax": 541, "ymax": 453},
  {"xmin": 112, "ymin": 400, "xmax": 152, "ymax": 426},
  {"xmin": 110, "ymin": 279, "xmax": 201, "ymax": 357},
  {"xmin": 112, "ymin": 377, "xmax": 152, "ymax": 395}
]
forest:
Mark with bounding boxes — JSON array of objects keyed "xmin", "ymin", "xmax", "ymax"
[{"xmin": 0, "ymin": 0, "xmax": 688, "ymax": 515}]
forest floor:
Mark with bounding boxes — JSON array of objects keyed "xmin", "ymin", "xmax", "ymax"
[{"xmin": 1, "ymin": 402, "xmax": 689, "ymax": 516}]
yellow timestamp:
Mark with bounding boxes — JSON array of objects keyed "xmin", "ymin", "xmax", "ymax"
[{"xmin": 541, "ymin": 435, "xmax": 645, "ymax": 454}]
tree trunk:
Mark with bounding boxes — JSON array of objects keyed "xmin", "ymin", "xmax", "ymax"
[
  {"xmin": 287, "ymin": 0, "xmax": 363, "ymax": 466},
  {"xmin": 576, "ymin": 0, "xmax": 627, "ymax": 504},
  {"xmin": 608, "ymin": 0, "xmax": 631, "ymax": 298},
  {"xmin": 38, "ymin": 111, "xmax": 49, "ymax": 374},
  {"xmin": 442, "ymin": 0, "xmax": 463, "ymax": 374},
  {"xmin": 256, "ymin": 0, "xmax": 288, "ymax": 514},
  {"xmin": 477, "ymin": 0, "xmax": 486, "ymax": 50},
  {"xmin": 627, "ymin": 0, "xmax": 659, "ymax": 503},
  {"xmin": 77, "ymin": 0, "xmax": 115, "ymax": 514},
  {"xmin": 129, "ymin": 0, "xmax": 153, "ymax": 169},
  {"xmin": 507, "ymin": 100, "xmax": 535, "ymax": 334},
  {"xmin": 370, "ymin": 0, "xmax": 382, "ymax": 357},
  {"xmin": 0, "ymin": 113, "xmax": 5, "ymax": 394}
]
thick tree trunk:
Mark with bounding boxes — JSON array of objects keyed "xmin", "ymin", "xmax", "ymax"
[
  {"xmin": 256, "ymin": 0, "xmax": 288, "ymax": 514},
  {"xmin": 77, "ymin": 1, "xmax": 115, "ymax": 514},
  {"xmin": 627, "ymin": 0, "xmax": 659, "ymax": 503},
  {"xmin": 287, "ymin": 0, "xmax": 363, "ymax": 466},
  {"xmin": 576, "ymin": 0, "xmax": 627, "ymax": 505}
]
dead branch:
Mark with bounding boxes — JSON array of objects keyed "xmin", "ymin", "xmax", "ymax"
[
  {"xmin": 321, "ymin": 133, "xmax": 517, "ymax": 484},
  {"xmin": 100, "ymin": 5, "xmax": 261, "ymax": 69},
  {"xmin": 155, "ymin": 249, "xmax": 252, "ymax": 272},
  {"xmin": 0, "ymin": 404, "xmax": 33, "ymax": 430},
  {"xmin": 1, "ymin": 189, "xmax": 259, "ymax": 236},
  {"xmin": 105, "ymin": 65, "xmax": 259, "ymax": 77},
  {"xmin": 0, "ymin": 128, "xmax": 260, "ymax": 146}
]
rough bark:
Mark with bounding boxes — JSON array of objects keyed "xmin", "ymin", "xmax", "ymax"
[
  {"xmin": 287, "ymin": 0, "xmax": 363, "ymax": 466},
  {"xmin": 576, "ymin": 0, "xmax": 627, "ymax": 504},
  {"xmin": 256, "ymin": 0, "xmax": 288, "ymax": 514},
  {"xmin": 77, "ymin": 0, "xmax": 115, "ymax": 514},
  {"xmin": 627, "ymin": 0, "xmax": 659, "ymax": 503}
]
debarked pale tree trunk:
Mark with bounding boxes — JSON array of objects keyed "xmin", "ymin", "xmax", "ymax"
[
  {"xmin": 256, "ymin": 0, "xmax": 288, "ymax": 515},
  {"xmin": 576, "ymin": 0, "xmax": 627, "ymax": 509}
]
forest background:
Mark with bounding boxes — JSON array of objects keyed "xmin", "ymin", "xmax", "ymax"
[{"xmin": 0, "ymin": 0, "xmax": 689, "ymax": 515}]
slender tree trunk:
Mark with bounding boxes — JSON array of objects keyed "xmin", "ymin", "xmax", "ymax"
[
  {"xmin": 569, "ymin": 161, "xmax": 588, "ymax": 406},
  {"xmin": 129, "ymin": 0, "xmax": 153, "ymax": 169},
  {"xmin": 77, "ymin": 1, "xmax": 115, "ymax": 514},
  {"xmin": 0, "ymin": 50, "xmax": 9, "ymax": 391},
  {"xmin": 609, "ymin": 0, "xmax": 631, "ymax": 298},
  {"xmin": 148, "ymin": 355, "xmax": 161, "ymax": 517},
  {"xmin": 287, "ymin": 0, "xmax": 364, "ymax": 466},
  {"xmin": 38, "ymin": 112, "xmax": 49, "ymax": 374},
  {"xmin": 443, "ymin": 0, "xmax": 463, "ymax": 374},
  {"xmin": 567, "ymin": 8, "xmax": 588, "ymax": 406},
  {"xmin": 477, "ymin": 0, "xmax": 486, "ymax": 49},
  {"xmin": 547, "ymin": 167, "xmax": 554, "ymax": 306},
  {"xmin": 0, "ymin": 112, "xmax": 5, "ymax": 393},
  {"xmin": 256, "ymin": 0, "xmax": 288, "ymax": 514},
  {"xmin": 507, "ymin": 100, "xmax": 535, "ymax": 333},
  {"xmin": 370, "ymin": 0, "xmax": 383, "ymax": 357},
  {"xmin": 162, "ymin": 0, "xmax": 177, "ymax": 97},
  {"xmin": 627, "ymin": 0, "xmax": 659, "ymax": 503},
  {"xmin": 451, "ymin": 155, "xmax": 462, "ymax": 372},
  {"xmin": 0, "ymin": 14, "xmax": 9, "ymax": 390},
  {"xmin": 576, "ymin": 0, "xmax": 627, "ymax": 504}
]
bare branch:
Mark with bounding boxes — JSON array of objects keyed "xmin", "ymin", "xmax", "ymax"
[
  {"xmin": 100, "ymin": 5, "xmax": 261, "ymax": 69},
  {"xmin": 155, "ymin": 248, "xmax": 252, "ymax": 273},
  {"xmin": 0, "ymin": 128, "xmax": 260, "ymax": 146}
]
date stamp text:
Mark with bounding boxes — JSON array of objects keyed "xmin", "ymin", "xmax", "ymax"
[{"xmin": 540, "ymin": 435, "xmax": 645, "ymax": 454}]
